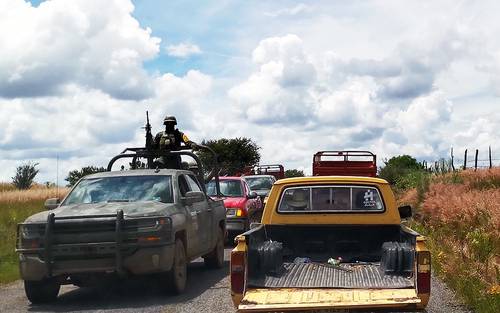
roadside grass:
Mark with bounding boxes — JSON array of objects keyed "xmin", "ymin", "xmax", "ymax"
[
  {"xmin": 0, "ymin": 187, "xmax": 68, "ymax": 284},
  {"xmin": 399, "ymin": 168, "xmax": 500, "ymax": 313}
]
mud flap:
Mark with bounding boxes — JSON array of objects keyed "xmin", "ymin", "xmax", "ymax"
[{"xmin": 238, "ymin": 288, "xmax": 421, "ymax": 312}]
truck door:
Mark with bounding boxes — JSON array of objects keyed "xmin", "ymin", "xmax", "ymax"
[
  {"xmin": 178, "ymin": 174, "xmax": 199, "ymax": 257},
  {"xmin": 184, "ymin": 174, "xmax": 212, "ymax": 254}
]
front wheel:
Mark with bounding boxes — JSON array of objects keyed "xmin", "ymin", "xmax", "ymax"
[
  {"xmin": 166, "ymin": 239, "xmax": 187, "ymax": 294},
  {"xmin": 24, "ymin": 279, "xmax": 60, "ymax": 304},
  {"xmin": 204, "ymin": 228, "xmax": 224, "ymax": 268}
]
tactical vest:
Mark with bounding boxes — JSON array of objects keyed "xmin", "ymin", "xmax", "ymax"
[{"xmin": 159, "ymin": 131, "xmax": 177, "ymax": 150}]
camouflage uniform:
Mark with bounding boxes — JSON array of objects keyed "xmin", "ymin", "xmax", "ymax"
[{"xmin": 153, "ymin": 116, "xmax": 195, "ymax": 169}]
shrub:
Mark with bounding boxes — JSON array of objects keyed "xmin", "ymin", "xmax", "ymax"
[
  {"xmin": 379, "ymin": 155, "xmax": 424, "ymax": 185},
  {"xmin": 65, "ymin": 166, "xmax": 106, "ymax": 187},
  {"xmin": 11, "ymin": 162, "xmax": 39, "ymax": 190},
  {"xmin": 285, "ymin": 169, "xmax": 305, "ymax": 178}
]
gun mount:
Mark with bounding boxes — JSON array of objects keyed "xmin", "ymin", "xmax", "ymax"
[{"xmin": 107, "ymin": 112, "xmax": 221, "ymax": 195}]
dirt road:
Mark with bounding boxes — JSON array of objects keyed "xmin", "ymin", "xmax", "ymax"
[{"xmin": 0, "ymin": 248, "xmax": 472, "ymax": 313}]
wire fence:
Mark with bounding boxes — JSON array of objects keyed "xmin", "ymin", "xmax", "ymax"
[{"xmin": 421, "ymin": 146, "xmax": 498, "ymax": 173}]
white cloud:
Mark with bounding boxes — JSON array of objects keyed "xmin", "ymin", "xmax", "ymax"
[
  {"xmin": 264, "ymin": 3, "xmax": 312, "ymax": 18},
  {"xmin": 1, "ymin": 1, "xmax": 500, "ymax": 183},
  {"xmin": 0, "ymin": 69, "xmax": 213, "ymax": 183},
  {"xmin": 0, "ymin": 0, "xmax": 160, "ymax": 100},
  {"xmin": 166, "ymin": 43, "xmax": 202, "ymax": 58}
]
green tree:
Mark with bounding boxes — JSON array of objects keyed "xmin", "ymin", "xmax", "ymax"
[
  {"xmin": 12, "ymin": 162, "xmax": 39, "ymax": 189},
  {"xmin": 379, "ymin": 155, "xmax": 424, "ymax": 185},
  {"xmin": 285, "ymin": 169, "xmax": 305, "ymax": 178},
  {"xmin": 65, "ymin": 166, "xmax": 106, "ymax": 187},
  {"xmin": 197, "ymin": 137, "xmax": 260, "ymax": 176}
]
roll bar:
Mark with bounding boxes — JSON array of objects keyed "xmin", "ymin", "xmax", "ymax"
[{"xmin": 106, "ymin": 145, "xmax": 221, "ymax": 195}]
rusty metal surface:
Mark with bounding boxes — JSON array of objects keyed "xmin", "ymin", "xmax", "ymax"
[
  {"xmin": 239, "ymin": 288, "xmax": 420, "ymax": 312},
  {"xmin": 248, "ymin": 263, "xmax": 414, "ymax": 289}
]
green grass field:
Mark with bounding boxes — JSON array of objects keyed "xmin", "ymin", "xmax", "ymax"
[
  {"xmin": 0, "ymin": 199, "xmax": 46, "ymax": 283},
  {"xmin": 0, "ymin": 185, "xmax": 67, "ymax": 284}
]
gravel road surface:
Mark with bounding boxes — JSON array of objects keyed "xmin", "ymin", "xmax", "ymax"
[{"xmin": 0, "ymin": 247, "xmax": 473, "ymax": 313}]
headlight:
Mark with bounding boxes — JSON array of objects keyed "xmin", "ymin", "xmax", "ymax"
[
  {"xmin": 136, "ymin": 217, "xmax": 171, "ymax": 231},
  {"xmin": 17, "ymin": 224, "xmax": 44, "ymax": 250},
  {"xmin": 226, "ymin": 208, "xmax": 239, "ymax": 216},
  {"xmin": 19, "ymin": 224, "xmax": 44, "ymax": 239},
  {"xmin": 136, "ymin": 217, "xmax": 172, "ymax": 243}
]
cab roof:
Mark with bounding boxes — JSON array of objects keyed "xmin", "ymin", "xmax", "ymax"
[{"xmin": 274, "ymin": 175, "xmax": 389, "ymax": 185}]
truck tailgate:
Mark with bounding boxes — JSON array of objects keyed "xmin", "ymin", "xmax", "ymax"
[{"xmin": 238, "ymin": 288, "xmax": 420, "ymax": 312}]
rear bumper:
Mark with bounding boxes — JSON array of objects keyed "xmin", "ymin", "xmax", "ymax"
[
  {"xmin": 236, "ymin": 288, "xmax": 422, "ymax": 312},
  {"xmin": 227, "ymin": 217, "xmax": 248, "ymax": 233},
  {"xmin": 19, "ymin": 243, "xmax": 175, "ymax": 281}
]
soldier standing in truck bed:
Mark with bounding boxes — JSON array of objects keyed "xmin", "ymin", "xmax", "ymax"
[{"xmin": 153, "ymin": 115, "xmax": 197, "ymax": 169}]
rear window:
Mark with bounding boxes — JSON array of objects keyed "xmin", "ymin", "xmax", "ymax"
[{"xmin": 278, "ymin": 185, "xmax": 384, "ymax": 213}]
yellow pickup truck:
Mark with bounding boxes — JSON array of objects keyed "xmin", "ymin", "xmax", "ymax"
[{"xmin": 230, "ymin": 176, "xmax": 430, "ymax": 312}]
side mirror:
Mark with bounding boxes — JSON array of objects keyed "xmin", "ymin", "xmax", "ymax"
[
  {"xmin": 247, "ymin": 191, "xmax": 258, "ymax": 199},
  {"xmin": 398, "ymin": 205, "xmax": 412, "ymax": 219},
  {"xmin": 183, "ymin": 191, "xmax": 205, "ymax": 205},
  {"xmin": 45, "ymin": 198, "xmax": 60, "ymax": 210}
]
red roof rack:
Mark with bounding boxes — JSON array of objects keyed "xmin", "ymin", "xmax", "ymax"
[{"xmin": 312, "ymin": 151, "xmax": 377, "ymax": 177}]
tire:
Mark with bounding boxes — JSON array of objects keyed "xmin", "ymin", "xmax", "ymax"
[
  {"xmin": 166, "ymin": 239, "xmax": 187, "ymax": 294},
  {"xmin": 24, "ymin": 279, "xmax": 60, "ymax": 304},
  {"xmin": 204, "ymin": 228, "xmax": 224, "ymax": 268}
]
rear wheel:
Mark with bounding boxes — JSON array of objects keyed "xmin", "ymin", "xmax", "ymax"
[
  {"xmin": 166, "ymin": 239, "xmax": 187, "ymax": 294},
  {"xmin": 204, "ymin": 228, "xmax": 224, "ymax": 268},
  {"xmin": 24, "ymin": 279, "xmax": 60, "ymax": 304}
]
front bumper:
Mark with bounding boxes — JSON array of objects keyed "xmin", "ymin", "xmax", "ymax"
[
  {"xmin": 19, "ymin": 243, "xmax": 175, "ymax": 281},
  {"xmin": 226, "ymin": 217, "xmax": 248, "ymax": 233}
]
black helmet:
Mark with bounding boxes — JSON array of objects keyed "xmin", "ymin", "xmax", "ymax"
[{"xmin": 163, "ymin": 115, "xmax": 177, "ymax": 125}]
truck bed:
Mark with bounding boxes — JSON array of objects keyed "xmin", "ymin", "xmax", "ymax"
[{"xmin": 248, "ymin": 262, "xmax": 414, "ymax": 289}]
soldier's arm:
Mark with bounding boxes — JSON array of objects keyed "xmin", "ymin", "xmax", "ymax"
[{"xmin": 180, "ymin": 132, "xmax": 198, "ymax": 149}]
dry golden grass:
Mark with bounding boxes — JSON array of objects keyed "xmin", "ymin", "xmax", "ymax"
[
  {"xmin": 0, "ymin": 187, "xmax": 69, "ymax": 203},
  {"xmin": 396, "ymin": 187, "xmax": 418, "ymax": 208},
  {"xmin": 401, "ymin": 168, "xmax": 500, "ymax": 312}
]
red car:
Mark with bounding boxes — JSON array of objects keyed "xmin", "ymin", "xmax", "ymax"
[{"xmin": 206, "ymin": 177, "xmax": 262, "ymax": 236}]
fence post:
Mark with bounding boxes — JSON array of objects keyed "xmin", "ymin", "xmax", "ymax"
[
  {"xmin": 474, "ymin": 149, "xmax": 479, "ymax": 171},
  {"xmin": 489, "ymin": 146, "xmax": 492, "ymax": 169},
  {"xmin": 451, "ymin": 147, "xmax": 455, "ymax": 171},
  {"xmin": 463, "ymin": 149, "xmax": 467, "ymax": 170}
]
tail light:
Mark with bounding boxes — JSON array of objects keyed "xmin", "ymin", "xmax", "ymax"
[
  {"xmin": 417, "ymin": 251, "xmax": 431, "ymax": 294},
  {"xmin": 230, "ymin": 250, "xmax": 246, "ymax": 294}
]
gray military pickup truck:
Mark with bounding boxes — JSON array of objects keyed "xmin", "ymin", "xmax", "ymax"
[{"xmin": 16, "ymin": 168, "xmax": 226, "ymax": 303}]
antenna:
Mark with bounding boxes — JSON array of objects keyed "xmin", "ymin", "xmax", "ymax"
[{"xmin": 56, "ymin": 154, "xmax": 59, "ymax": 195}]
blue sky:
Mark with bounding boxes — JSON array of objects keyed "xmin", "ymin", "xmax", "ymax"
[{"xmin": 1, "ymin": 0, "xmax": 499, "ymax": 183}]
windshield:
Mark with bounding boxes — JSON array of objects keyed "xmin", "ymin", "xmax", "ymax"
[
  {"xmin": 206, "ymin": 180, "xmax": 243, "ymax": 197},
  {"xmin": 245, "ymin": 176, "xmax": 274, "ymax": 191},
  {"xmin": 63, "ymin": 175, "xmax": 173, "ymax": 205}
]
